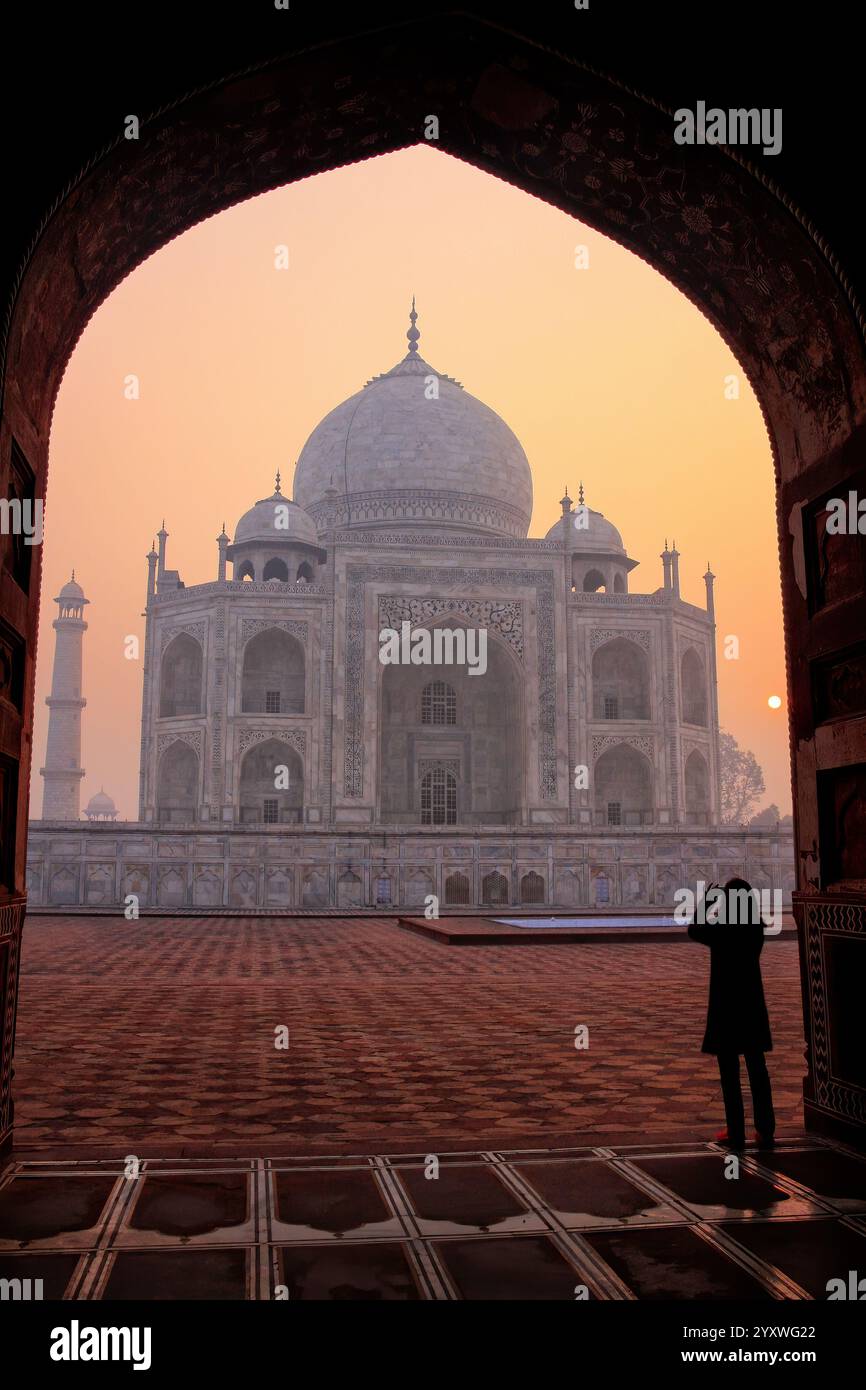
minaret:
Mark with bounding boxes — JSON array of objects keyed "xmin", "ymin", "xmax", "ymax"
[
  {"xmin": 40, "ymin": 572, "xmax": 89, "ymax": 820},
  {"xmin": 146, "ymin": 539, "xmax": 158, "ymax": 601},
  {"xmin": 704, "ymin": 561, "xmax": 716, "ymax": 619},
  {"xmin": 670, "ymin": 539, "xmax": 681, "ymax": 598},
  {"xmin": 661, "ymin": 539, "xmax": 672, "ymax": 591},
  {"xmin": 157, "ymin": 520, "xmax": 168, "ymax": 586},
  {"xmin": 217, "ymin": 524, "xmax": 228, "ymax": 582}
]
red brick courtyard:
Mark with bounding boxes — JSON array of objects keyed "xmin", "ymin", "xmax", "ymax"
[{"xmin": 13, "ymin": 916, "xmax": 807, "ymax": 1156}]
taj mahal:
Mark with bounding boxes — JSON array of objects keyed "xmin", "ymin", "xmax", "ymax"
[{"xmin": 26, "ymin": 307, "xmax": 795, "ymax": 912}]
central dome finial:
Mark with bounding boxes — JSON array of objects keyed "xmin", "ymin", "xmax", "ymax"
[
  {"xmin": 406, "ymin": 296, "xmax": 420, "ymax": 355},
  {"xmin": 274, "ymin": 468, "xmax": 282, "ymax": 495}
]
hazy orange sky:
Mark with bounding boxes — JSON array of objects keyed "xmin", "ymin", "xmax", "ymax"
[{"xmin": 34, "ymin": 145, "xmax": 790, "ymax": 818}]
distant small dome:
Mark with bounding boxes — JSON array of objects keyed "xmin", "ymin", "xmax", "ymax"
[
  {"xmin": 233, "ymin": 482, "xmax": 319, "ymax": 548},
  {"xmin": 56, "ymin": 573, "xmax": 88, "ymax": 604},
  {"xmin": 85, "ymin": 789, "xmax": 117, "ymax": 819}
]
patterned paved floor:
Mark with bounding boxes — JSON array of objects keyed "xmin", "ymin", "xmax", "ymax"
[
  {"xmin": 14, "ymin": 915, "xmax": 806, "ymax": 1152},
  {"xmin": 2, "ymin": 1139, "xmax": 865, "ymax": 1299}
]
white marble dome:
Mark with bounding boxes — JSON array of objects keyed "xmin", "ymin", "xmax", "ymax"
[
  {"xmin": 292, "ymin": 309, "xmax": 533, "ymax": 539},
  {"xmin": 233, "ymin": 486, "xmax": 319, "ymax": 547},
  {"xmin": 57, "ymin": 574, "xmax": 87, "ymax": 604},
  {"xmin": 546, "ymin": 502, "xmax": 626, "ymax": 554},
  {"xmin": 84, "ymin": 789, "xmax": 117, "ymax": 819}
]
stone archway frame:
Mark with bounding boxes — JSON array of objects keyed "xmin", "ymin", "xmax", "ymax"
[
  {"xmin": 2, "ymin": 12, "xmax": 866, "ymax": 1152},
  {"xmin": 5, "ymin": 14, "xmax": 866, "ymax": 875}
]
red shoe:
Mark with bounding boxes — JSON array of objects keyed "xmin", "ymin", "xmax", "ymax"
[
  {"xmin": 753, "ymin": 1131, "xmax": 776, "ymax": 1147},
  {"xmin": 714, "ymin": 1128, "xmax": 745, "ymax": 1147}
]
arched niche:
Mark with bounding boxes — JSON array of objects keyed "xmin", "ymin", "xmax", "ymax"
[
  {"xmin": 594, "ymin": 743, "xmax": 653, "ymax": 826},
  {"xmin": 444, "ymin": 871, "xmax": 471, "ymax": 906},
  {"xmin": 684, "ymin": 749, "xmax": 710, "ymax": 825},
  {"xmin": 592, "ymin": 638, "xmax": 650, "ymax": 720},
  {"xmin": 156, "ymin": 740, "xmax": 199, "ymax": 824},
  {"xmin": 378, "ymin": 626, "xmax": 523, "ymax": 825},
  {"xmin": 238, "ymin": 738, "xmax": 303, "ymax": 824},
  {"xmin": 159, "ymin": 632, "xmax": 203, "ymax": 718},
  {"xmin": 520, "ymin": 870, "xmax": 545, "ymax": 904},
  {"xmin": 482, "ymin": 870, "xmax": 509, "ymax": 905},
  {"xmin": 681, "ymin": 648, "xmax": 708, "ymax": 727},
  {"xmin": 241, "ymin": 628, "xmax": 305, "ymax": 714}
]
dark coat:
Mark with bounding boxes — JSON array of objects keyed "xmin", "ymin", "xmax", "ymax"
[{"xmin": 688, "ymin": 918, "xmax": 773, "ymax": 1055}]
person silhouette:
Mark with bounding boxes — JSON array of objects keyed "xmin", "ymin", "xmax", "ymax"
[{"xmin": 687, "ymin": 876, "xmax": 775, "ymax": 1149}]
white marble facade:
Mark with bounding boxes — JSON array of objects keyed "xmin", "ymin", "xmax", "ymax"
[{"xmin": 28, "ymin": 309, "xmax": 794, "ymax": 910}]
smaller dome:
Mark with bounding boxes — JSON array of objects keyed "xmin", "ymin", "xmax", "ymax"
[
  {"xmin": 546, "ymin": 498, "xmax": 626, "ymax": 554},
  {"xmin": 85, "ymin": 789, "xmax": 117, "ymax": 819},
  {"xmin": 57, "ymin": 573, "xmax": 88, "ymax": 603},
  {"xmin": 233, "ymin": 479, "xmax": 318, "ymax": 548}
]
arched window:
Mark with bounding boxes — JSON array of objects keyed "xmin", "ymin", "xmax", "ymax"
[
  {"xmin": 421, "ymin": 680, "xmax": 456, "ymax": 726},
  {"xmin": 584, "ymin": 569, "xmax": 606, "ymax": 593},
  {"xmin": 237, "ymin": 560, "xmax": 255, "ymax": 582},
  {"xmin": 159, "ymin": 632, "xmax": 203, "ymax": 717},
  {"xmin": 594, "ymin": 743, "xmax": 653, "ymax": 826},
  {"xmin": 238, "ymin": 739, "xmax": 303, "ymax": 824},
  {"xmin": 520, "ymin": 871, "xmax": 545, "ymax": 904},
  {"xmin": 592, "ymin": 638, "xmax": 650, "ymax": 720},
  {"xmin": 684, "ymin": 749, "xmax": 710, "ymax": 824},
  {"xmin": 681, "ymin": 648, "xmax": 708, "ymax": 726},
  {"xmin": 482, "ymin": 870, "xmax": 509, "ymax": 905},
  {"xmin": 296, "ymin": 561, "xmax": 314, "ymax": 582},
  {"xmin": 421, "ymin": 766, "xmax": 457, "ymax": 825},
  {"xmin": 156, "ymin": 740, "xmax": 198, "ymax": 824},
  {"xmin": 445, "ymin": 870, "xmax": 471, "ymax": 905},
  {"xmin": 262, "ymin": 557, "xmax": 288, "ymax": 582},
  {"xmin": 241, "ymin": 628, "xmax": 305, "ymax": 714},
  {"xmin": 337, "ymin": 870, "xmax": 362, "ymax": 907}
]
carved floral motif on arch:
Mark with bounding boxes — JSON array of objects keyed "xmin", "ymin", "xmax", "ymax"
[
  {"xmin": 157, "ymin": 731, "xmax": 203, "ymax": 761},
  {"xmin": 378, "ymin": 596, "xmax": 524, "ymax": 660},
  {"xmin": 236, "ymin": 728, "xmax": 306, "ymax": 758}
]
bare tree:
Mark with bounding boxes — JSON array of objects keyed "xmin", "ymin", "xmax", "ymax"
[{"xmin": 719, "ymin": 730, "xmax": 766, "ymax": 824}]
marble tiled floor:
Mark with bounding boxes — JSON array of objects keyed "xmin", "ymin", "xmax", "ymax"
[
  {"xmin": 14, "ymin": 916, "xmax": 806, "ymax": 1151},
  {"xmin": 2, "ymin": 1138, "xmax": 864, "ymax": 1299}
]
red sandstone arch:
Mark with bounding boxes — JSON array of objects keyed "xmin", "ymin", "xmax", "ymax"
[{"xmin": 2, "ymin": 13, "xmax": 865, "ymax": 1152}]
